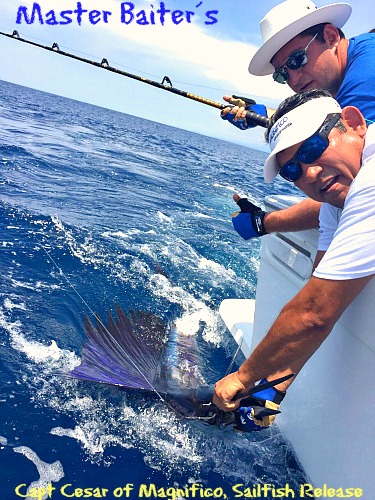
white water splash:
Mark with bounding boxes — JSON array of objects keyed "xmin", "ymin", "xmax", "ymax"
[
  {"xmin": 149, "ymin": 272, "xmax": 221, "ymax": 345},
  {"xmin": 0, "ymin": 300, "xmax": 80, "ymax": 371},
  {"xmin": 157, "ymin": 211, "xmax": 173, "ymax": 223},
  {"xmin": 13, "ymin": 446, "xmax": 64, "ymax": 500},
  {"xmin": 11, "ymin": 333, "xmax": 73, "ymax": 365},
  {"xmin": 50, "ymin": 425, "xmax": 114, "ymax": 456},
  {"xmin": 3, "ymin": 298, "xmax": 27, "ymax": 311}
]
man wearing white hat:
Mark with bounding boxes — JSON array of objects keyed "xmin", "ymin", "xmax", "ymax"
[
  {"xmin": 226, "ymin": 0, "xmax": 374, "ymax": 124},
  {"xmin": 224, "ymin": 0, "xmax": 375, "ymax": 249},
  {"xmin": 213, "ymin": 89, "xmax": 375, "ymax": 429}
]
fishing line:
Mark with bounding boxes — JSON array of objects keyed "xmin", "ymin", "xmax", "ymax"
[
  {"xmin": 0, "ymin": 28, "xmax": 270, "ymax": 128},
  {"xmin": 0, "ymin": 26, "xmax": 276, "ymax": 103},
  {"xmin": 32, "ymin": 229, "xmax": 192, "ymax": 420},
  {"xmin": 32, "ymin": 231, "xmax": 293, "ymax": 428},
  {"xmin": 224, "ymin": 338, "xmax": 243, "ymax": 377},
  {"xmin": 32, "ymin": 228, "xmax": 226, "ymax": 424}
]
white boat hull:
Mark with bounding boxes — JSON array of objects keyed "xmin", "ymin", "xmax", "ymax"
[{"xmin": 220, "ymin": 195, "xmax": 375, "ymax": 492}]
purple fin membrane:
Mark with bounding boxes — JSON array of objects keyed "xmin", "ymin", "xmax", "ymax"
[{"xmin": 70, "ymin": 306, "xmax": 166, "ymax": 390}]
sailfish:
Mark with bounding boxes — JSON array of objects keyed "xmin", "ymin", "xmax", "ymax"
[
  {"xmin": 70, "ymin": 305, "xmax": 220, "ymax": 422},
  {"xmin": 70, "ymin": 305, "xmax": 292, "ymax": 428}
]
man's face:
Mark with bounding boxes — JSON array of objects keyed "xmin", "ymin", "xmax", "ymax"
[
  {"xmin": 271, "ymin": 31, "xmax": 342, "ymax": 95},
  {"xmin": 276, "ymin": 124, "xmax": 364, "ymax": 208}
]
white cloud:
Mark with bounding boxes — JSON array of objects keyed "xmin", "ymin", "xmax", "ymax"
[
  {"xmin": 2, "ymin": 0, "xmax": 289, "ymax": 100},
  {"xmin": 2, "ymin": 0, "xmax": 292, "ymax": 103},
  {"xmin": 97, "ymin": 0, "xmax": 293, "ymax": 102},
  {"xmin": 0, "ymin": 0, "xmax": 292, "ymax": 148}
]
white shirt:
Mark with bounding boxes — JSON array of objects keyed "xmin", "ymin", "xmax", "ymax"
[
  {"xmin": 317, "ymin": 203, "xmax": 342, "ymax": 252},
  {"xmin": 313, "ymin": 124, "xmax": 375, "ymax": 280}
]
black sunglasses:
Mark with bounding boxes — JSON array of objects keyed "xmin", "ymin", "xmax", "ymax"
[
  {"xmin": 278, "ymin": 113, "xmax": 342, "ymax": 182},
  {"xmin": 273, "ymin": 32, "xmax": 319, "ymax": 84}
]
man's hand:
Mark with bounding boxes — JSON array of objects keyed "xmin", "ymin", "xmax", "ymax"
[
  {"xmin": 214, "ymin": 373, "xmax": 287, "ymax": 430},
  {"xmin": 220, "ymin": 95, "xmax": 249, "ymax": 130},
  {"xmin": 213, "ymin": 371, "xmax": 250, "ymax": 411},
  {"xmin": 232, "ymin": 193, "xmax": 268, "ymax": 239},
  {"xmin": 221, "ymin": 95, "xmax": 268, "ymax": 130}
]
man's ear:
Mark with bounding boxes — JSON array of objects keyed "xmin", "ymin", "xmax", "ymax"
[
  {"xmin": 341, "ymin": 107, "xmax": 367, "ymax": 138},
  {"xmin": 322, "ymin": 24, "xmax": 341, "ymax": 48}
]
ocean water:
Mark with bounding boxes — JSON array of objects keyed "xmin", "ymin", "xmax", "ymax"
[{"xmin": 0, "ymin": 79, "xmax": 307, "ymax": 499}]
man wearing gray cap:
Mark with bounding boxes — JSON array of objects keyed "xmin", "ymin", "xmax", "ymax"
[
  {"xmin": 224, "ymin": 0, "xmax": 375, "ymax": 248},
  {"xmin": 214, "ymin": 89, "xmax": 375, "ymax": 429}
]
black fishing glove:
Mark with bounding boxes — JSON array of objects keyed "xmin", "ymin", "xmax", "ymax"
[
  {"xmin": 221, "ymin": 96, "xmax": 268, "ymax": 130},
  {"xmin": 232, "ymin": 198, "xmax": 268, "ymax": 240}
]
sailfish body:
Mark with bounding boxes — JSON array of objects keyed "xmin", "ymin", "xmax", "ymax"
[{"xmin": 70, "ymin": 306, "xmax": 215, "ymax": 416}]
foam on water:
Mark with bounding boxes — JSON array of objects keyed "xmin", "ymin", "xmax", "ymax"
[
  {"xmin": 0, "ymin": 295, "xmax": 291, "ymax": 485},
  {"xmin": 3, "ymin": 298, "xmax": 27, "ymax": 311},
  {"xmin": 0, "ymin": 298, "xmax": 77, "ymax": 368},
  {"xmin": 0, "ymin": 301, "xmax": 205, "ymax": 472},
  {"xmin": 12, "ymin": 333, "xmax": 76, "ymax": 366},
  {"xmin": 13, "ymin": 446, "xmax": 64, "ymax": 500},
  {"xmin": 157, "ymin": 211, "xmax": 173, "ymax": 223},
  {"xmin": 44, "ymin": 215, "xmax": 244, "ymax": 348},
  {"xmin": 6, "ymin": 320, "xmax": 301, "ymax": 487},
  {"xmin": 0, "ymin": 80, "xmax": 306, "ymax": 494},
  {"xmin": 212, "ymin": 182, "xmax": 238, "ymax": 193},
  {"xmin": 0, "ymin": 303, "xmax": 23, "ymax": 337}
]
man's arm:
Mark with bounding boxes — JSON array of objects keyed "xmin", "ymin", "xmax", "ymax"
[
  {"xmin": 313, "ymin": 250, "xmax": 326, "ymax": 270},
  {"xmin": 213, "ymin": 274, "xmax": 373, "ymax": 410},
  {"xmin": 263, "ymin": 198, "xmax": 321, "ymax": 233}
]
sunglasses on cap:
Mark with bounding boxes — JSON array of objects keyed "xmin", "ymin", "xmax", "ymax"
[
  {"xmin": 278, "ymin": 113, "xmax": 342, "ymax": 182},
  {"xmin": 273, "ymin": 32, "xmax": 319, "ymax": 85}
]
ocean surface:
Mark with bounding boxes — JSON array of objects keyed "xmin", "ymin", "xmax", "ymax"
[{"xmin": 0, "ymin": 79, "xmax": 307, "ymax": 499}]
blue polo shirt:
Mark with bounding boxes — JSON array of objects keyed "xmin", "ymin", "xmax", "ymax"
[{"xmin": 337, "ymin": 33, "xmax": 375, "ymax": 123}]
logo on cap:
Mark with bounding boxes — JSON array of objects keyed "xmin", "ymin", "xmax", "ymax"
[{"xmin": 269, "ymin": 115, "xmax": 290, "ymax": 149}]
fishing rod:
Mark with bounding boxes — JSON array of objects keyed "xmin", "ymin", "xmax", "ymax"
[{"xmin": 0, "ymin": 29, "xmax": 270, "ymax": 128}]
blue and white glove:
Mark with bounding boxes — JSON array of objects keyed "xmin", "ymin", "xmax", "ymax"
[
  {"xmin": 234, "ymin": 379, "xmax": 286, "ymax": 432},
  {"xmin": 221, "ymin": 96, "xmax": 268, "ymax": 130},
  {"xmin": 232, "ymin": 198, "xmax": 267, "ymax": 240}
]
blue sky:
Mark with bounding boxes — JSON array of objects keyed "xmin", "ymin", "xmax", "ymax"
[{"xmin": 0, "ymin": 0, "xmax": 371, "ymax": 150}]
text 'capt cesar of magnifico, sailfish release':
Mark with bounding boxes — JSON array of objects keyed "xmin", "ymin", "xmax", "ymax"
[
  {"xmin": 14, "ymin": 481, "xmax": 364, "ymax": 499},
  {"xmin": 15, "ymin": 1, "xmax": 219, "ymax": 27}
]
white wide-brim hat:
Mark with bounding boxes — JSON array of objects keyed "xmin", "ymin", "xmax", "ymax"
[
  {"xmin": 264, "ymin": 96, "xmax": 342, "ymax": 183},
  {"xmin": 249, "ymin": 0, "xmax": 352, "ymax": 76}
]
